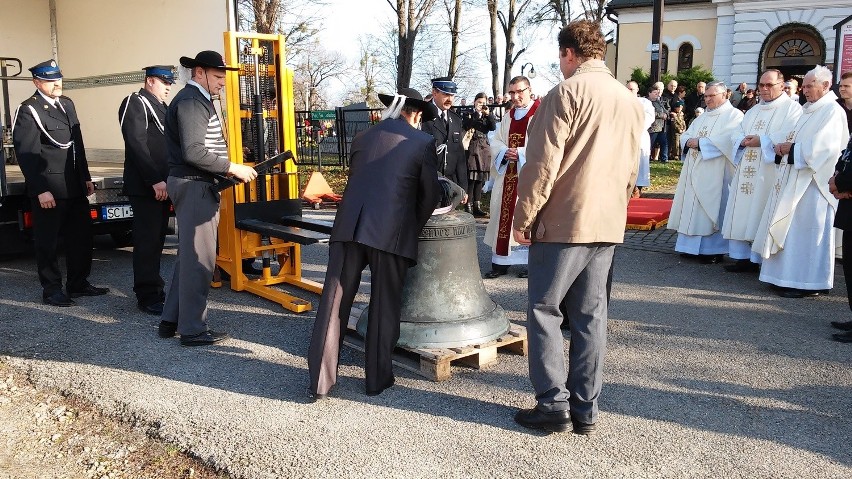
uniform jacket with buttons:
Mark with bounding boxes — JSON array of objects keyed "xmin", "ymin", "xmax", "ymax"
[
  {"xmin": 422, "ymin": 107, "xmax": 468, "ymax": 191},
  {"xmin": 119, "ymin": 88, "xmax": 169, "ymax": 197},
  {"xmin": 12, "ymin": 92, "xmax": 91, "ymax": 199}
]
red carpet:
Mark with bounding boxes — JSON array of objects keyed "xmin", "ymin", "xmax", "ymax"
[{"xmin": 626, "ymin": 198, "xmax": 672, "ymax": 230}]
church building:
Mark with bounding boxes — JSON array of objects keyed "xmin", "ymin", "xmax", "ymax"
[{"xmin": 606, "ymin": 0, "xmax": 852, "ymax": 86}]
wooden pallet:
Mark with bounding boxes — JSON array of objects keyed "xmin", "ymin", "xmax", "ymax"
[{"xmin": 344, "ymin": 306, "xmax": 528, "ymax": 382}]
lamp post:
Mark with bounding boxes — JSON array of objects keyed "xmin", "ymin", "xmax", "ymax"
[{"xmin": 520, "ymin": 62, "xmax": 537, "ymax": 79}]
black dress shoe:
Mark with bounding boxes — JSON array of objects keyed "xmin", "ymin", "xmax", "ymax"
[
  {"xmin": 724, "ymin": 260, "xmax": 759, "ymax": 273},
  {"xmin": 158, "ymin": 320, "xmax": 177, "ymax": 338},
  {"xmin": 699, "ymin": 254, "xmax": 723, "ymax": 264},
  {"xmin": 830, "ymin": 320, "xmax": 852, "ymax": 331},
  {"xmin": 514, "ymin": 407, "xmax": 571, "ymax": 433},
  {"xmin": 138, "ymin": 301, "xmax": 164, "ymax": 316},
  {"xmin": 571, "ymin": 416, "xmax": 597, "ymax": 435},
  {"xmin": 67, "ymin": 284, "xmax": 109, "ymax": 298},
  {"xmin": 43, "ymin": 291, "xmax": 75, "ymax": 307},
  {"xmin": 484, "ymin": 269, "xmax": 507, "ymax": 279},
  {"xmin": 307, "ymin": 390, "xmax": 327, "ymax": 403},
  {"xmin": 777, "ymin": 288, "xmax": 822, "ymax": 298},
  {"xmin": 180, "ymin": 330, "xmax": 229, "ymax": 346},
  {"xmin": 832, "ymin": 331, "xmax": 852, "ymax": 343},
  {"xmin": 517, "ymin": 269, "xmax": 529, "ymax": 278}
]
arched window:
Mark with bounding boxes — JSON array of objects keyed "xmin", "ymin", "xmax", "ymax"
[
  {"xmin": 660, "ymin": 45, "xmax": 669, "ymax": 73},
  {"xmin": 678, "ymin": 43, "xmax": 693, "ymax": 72}
]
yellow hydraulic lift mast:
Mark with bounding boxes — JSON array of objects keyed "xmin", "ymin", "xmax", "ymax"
[{"xmin": 216, "ymin": 31, "xmax": 323, "ymax": 313}]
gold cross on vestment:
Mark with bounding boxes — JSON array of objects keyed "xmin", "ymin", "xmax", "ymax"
[
  {"xmin": 775, "ymin": 179, "xmax": 783, "ymax": 193},
  {"xmin": 740, "ymin": 182, "xmax": 755, "ymax": 195},
  {"xmin": 692, "ymin": 150, "xmax": 700, "ymax": 160},
  {"xmin": 744, "ymin": 149, "xmax": 759, "ymax": 162},
  {"xmin": 786, "ymin": 131, "xmax": 796, "ymax": 142},
  {"xmin": 743, "ymin": 165, "xmax": 757, "ymax": 178},
  {"xmin": 698, "ymin": 126, "xmax": 709, "ymax": 138},
  {"xmin": 753, "ymin": 120, "xmax": 766, "ymax": 132}
]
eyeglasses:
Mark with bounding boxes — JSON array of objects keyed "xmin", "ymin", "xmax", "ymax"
[
  {"xmin": 758, "ymin": 82, "xmax": 782, "ymax": 88},
  {"xmin": 507, "ymin": 87, "xmax": 529, "ymax": 96}
]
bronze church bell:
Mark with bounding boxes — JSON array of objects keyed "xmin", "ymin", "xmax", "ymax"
[{"xmin": 357, "ymin": 211, "xmax": 508, "ymax": 349}]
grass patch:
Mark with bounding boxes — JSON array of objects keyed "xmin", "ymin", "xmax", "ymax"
[{"xmin": 646, "ymin": 161, "xmax": 682, "ymax": 193}]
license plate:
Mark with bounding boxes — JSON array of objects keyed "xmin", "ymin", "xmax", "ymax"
[{"xmin": 102, "ymin": 205, "xmax": 133, "ymax": 220}]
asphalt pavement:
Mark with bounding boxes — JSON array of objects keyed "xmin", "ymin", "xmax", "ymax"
[{"xmin": 0, "ymin": 208, "xmax": 850, "ymax": 478}]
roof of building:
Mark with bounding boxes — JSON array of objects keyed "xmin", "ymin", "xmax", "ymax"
[{"xmin": 607, "ymin": 0, "xmax": 711, "ymax": 10}]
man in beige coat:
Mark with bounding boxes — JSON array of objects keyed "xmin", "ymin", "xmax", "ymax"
[{"xmin": 511, "ymin": 20, "xmax": 643, "ymax": 435}]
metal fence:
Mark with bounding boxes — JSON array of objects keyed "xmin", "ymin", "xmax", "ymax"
[{"xmin": 294, "ymin": 105, "xmax": 383, "ymax": 169}]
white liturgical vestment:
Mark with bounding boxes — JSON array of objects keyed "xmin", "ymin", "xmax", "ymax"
[
  {"xmin": 636, "ymin": 97, "xmax": 655, "ymax": 188},
  {"xmin": 723, "ymin": 94, "xmax": 802, "ymax": 261},
  {"xmin": 753, "ymin": 91, "xmax": 849, "ymax": 290},
  {"xmin": 669, "ymin": 101, "xmax": 743, "ymax": 254}
]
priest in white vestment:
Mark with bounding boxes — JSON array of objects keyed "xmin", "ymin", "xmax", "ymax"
[
  {"xmin": 483, "ymin": 76, "xmax": 540, "ymax": 278},
  {"xmin": 627, "ymin": 81, "xmax": 655, "ymax": 196},
  {"xmin": 668, "ymin": 82, "xmax": 744, "ymax": 263},
  {"xmin": 752, "ymin": 66, "xmax": 850, "ymax": 297},
  {"xmin": 722, "ymin": 70, "xmax": 802, "ymax": 272}
]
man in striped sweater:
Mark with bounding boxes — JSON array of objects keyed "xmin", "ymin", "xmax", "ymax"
[{"xmin": 158, "ymin": 51, "xmax": 257, "ymax": 346}]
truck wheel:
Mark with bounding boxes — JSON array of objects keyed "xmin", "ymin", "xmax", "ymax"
[{"xmin": 110, "ymin": 231, "xmax": 133, "ymax": 247}]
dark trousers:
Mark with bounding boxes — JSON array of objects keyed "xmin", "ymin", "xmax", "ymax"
[
  {"xmin": 467, "ymin": 179, "xmax": 483, "ymax": 204},
  {"xmin": 527, "ymin": 242, "xmax": 614, "ymax": 424},
  {"xmin": 30, "ymin": 196, "xmax": 92, "ymax": 295},
  {"xmin": 649, "ymin": 131, "xmax": 669, "ymax": 162},
  {"xmin": 844, "ymin": 231, "xmax": 852, "ymax": 312},
  {"xmin": 129, "ymin": 195, "xmax": 171, "ymax": 305},
  {"xmin": 308, "ymin": 241, "xmax": 408, "ymax": 395}
]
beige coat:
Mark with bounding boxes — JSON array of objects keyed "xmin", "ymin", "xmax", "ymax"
[{"xmin": 514, "ymin": 60, "xmax": 643, "ymax": 244}]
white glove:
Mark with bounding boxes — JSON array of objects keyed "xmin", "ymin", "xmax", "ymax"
[{"xmin": 482, "ymin": 179, "xmax": 494, "ymax": 193}]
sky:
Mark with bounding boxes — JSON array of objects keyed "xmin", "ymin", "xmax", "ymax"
[{"xmin": 315, "ymin": 0, "xmax": 564, "ymax": 104}]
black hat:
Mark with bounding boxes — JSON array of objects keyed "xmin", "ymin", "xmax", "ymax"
[
  {"xmin": 143, "ymin": 65, "xmax": 176, "ymax": 84},
  {"xmin": 378, "ymin": 87, "xmax": 439, "ymax": 122},
  {"xmin": 179, "ymin": 51, "xmax": 238, "ymax": 71},
  {"xmin": 29, "ymin": 60, "xmax": 62, "ymax": 80},
  {"xmin": 431, "ymin": 76, "xmax": 457, "ymax": 94}
]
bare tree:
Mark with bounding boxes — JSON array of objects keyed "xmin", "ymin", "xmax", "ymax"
[
  {"xmin": 236, "ymin": 0, "xmax": 327, "ymax": 56},
  {"xmin": 387, "ymin": 0, "xmax": 439, "ymax": 90},
  {"xmin": 529, "ymin": 0, "xmax": 574, "ymax": 26},
  {"xmin": 292, "ymin": 42, "xmax": 348, "ymax": 110},
  {"xmin": 442, "ymin": 0, "xmax": 463, "ymax": 77},
  {"xmin": 487, "ymin": 0, "xmax": 499, "ymax": 97},
  {"xmin": 497, "ymin": 0, "xmax": 536, "ymax": 93}
]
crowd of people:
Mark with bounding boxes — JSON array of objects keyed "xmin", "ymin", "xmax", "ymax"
[{"xmin": 11, "ymin": 19, "xmax": 852, "ymax": 439}]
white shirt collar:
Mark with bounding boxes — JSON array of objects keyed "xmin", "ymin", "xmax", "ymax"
[
  {"xmin": 187, "ymin": 79, "xmax": 212, "ymax": 101},
  {"xmin": 37, "ymin": 90, "xmax": 58, "ymax": 106}
]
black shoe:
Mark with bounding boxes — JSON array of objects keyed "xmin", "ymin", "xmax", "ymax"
[
  {"xmin": 158, "ymin": 320, "xmax": 177, "ymax": 338},
  {"xmin": 472, "ymin": 202, "xmax": 488, "ymax": 218},
  {"xmin": 724, "ymin": 260, "xmax": 759, "ymax": 273},
  {"xmin": 67, "ymin": 284, "xmax": 109, "ymax": 298},
  {"xmin": 514, "ymin": 407, "xmax": 571, "ymax": 433},
  {"xmin": 138, "ymin": 301, "xmax": 164, "ymax": 316},
  {"xmin": 699, "ymin": 254, "xmax": 723, "ymax": 264},
  {"xmin": 517, "ymin": 269, "xmax": 529, "ymax": 278},
  {"xmin": 484, "ymin": 266, "xmax": 508, "ymax": 279},
  {"xmin": 832, "ymin": 331, "xmax": 852, "ymax": 343},
  {"xmin": 830, "ymin": 320, "xmax": 852, "ymax": 331},
  {"xmin": 180, "ymin": 330, "xmax": 229, "ymax": 346},
  {"xmin": 777, "ymin": 288, "xmax": 824, "ymax": 298},
  {"xmin": 42, "ymin": 291, "xmax": 75, "ymax": 307},
  {"xmin": 307, "ymin": 390, "xmax": 327, "ymax": 403},
  {"xmin": 571, "ymin": 416, "xmax": 597, "ymax": 435}
]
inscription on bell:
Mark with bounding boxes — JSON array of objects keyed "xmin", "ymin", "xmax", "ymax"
[{"xmin": 420, "ymin": 223, "xmax": 475, "ymax": 240}]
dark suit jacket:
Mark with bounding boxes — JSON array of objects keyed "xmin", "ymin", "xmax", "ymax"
[
  {"xmin": 12, "ymin": 92, "xmax": 90, "ymax": 199},
  {"xmin": 119, "ymin": 88, "xmax": 169, "ymax": 197},
  {"xmin": 330, "ymin": 118, "xmax": 442, "ymax": 264},
  {"xmin": 834, "ymin": 136, "xmax": 852, "ymax": 230},
  {"xmin": 422, "ymin": 107, "xmax": 468, "ymax": 190}
]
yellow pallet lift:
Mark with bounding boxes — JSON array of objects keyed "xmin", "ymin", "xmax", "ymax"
[{"xmin": 216, "ymin": 31, "xmax": 328, "ymax": 313}]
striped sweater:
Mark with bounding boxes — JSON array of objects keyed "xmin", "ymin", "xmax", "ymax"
[{"xmin": 165, "ymin": 83, "xmax": 231, "ymax": 181}]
